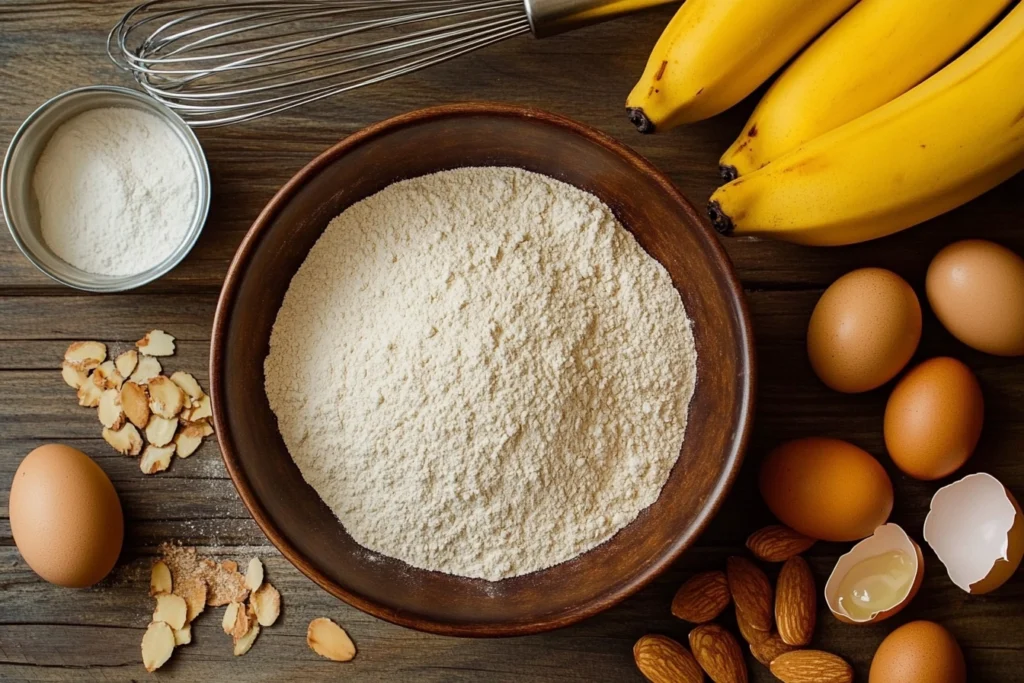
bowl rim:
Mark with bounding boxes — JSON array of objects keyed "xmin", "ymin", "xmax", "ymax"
[
  {"xmin": 211, "ymin": 102, "xmax": 755, "ymax": 637},
  {"xmin": 1, "ymin": 84, "xmax": 211, "ymax": 292}
]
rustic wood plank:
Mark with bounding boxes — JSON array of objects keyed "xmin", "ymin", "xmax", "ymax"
[{"xmin": 1, "ymin": 1, "xmax": 1023, "ymax": 681}]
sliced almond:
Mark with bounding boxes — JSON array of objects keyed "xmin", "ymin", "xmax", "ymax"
[
  {"xmin": 103, "ymin": 423, "xmax": 143, "ymax": 456},
  {"xmin": 91, "ymin": 360, "xmax": 124, "ymax": 390},
  {"xmin": 130, "ymin": 355, "xmax": 162, "ymax": 385},
  {"xmin": 150, "ymin": 560, "xmax": 173, "ymax": 596},
  {"xmin": 170, "ymin": 371, "xmax": 204, "ymax": 401},
  {"xmin": 142, "ymin": 621, "xmax": 175, "ymax": 672},
  {"xmin": 77, "ymin": 378, "xmax": 103, "ymax": 408},
  {"xmin": 776, "ymin": 555, "xmax": 816, "ymax": 647},
  {"xmin": 233, "ymin": 621, "xmax": 260, "ymax": 656},
  {"xmin": 146, "ymin": 415, "xmax": 178, "ymax": 448},
  {"xmin": 671, "ymin": 570, "xmax": 731, "ymax": 624},
  {"xmin": 183, "ymin": 394, "xmax": 212, "ymax": 423},
  {"xmin": 65, "ymin": 341, "xmax": 106, "ymax": 371},
  {"xmin": 148, "ymin": 376, "xmax": 185, "ymax": 418},
  {"xmin": 770, "ymin": 650, "xmax": 853, "ymax": 683},
  {"xmin": 307, "ymin": 618, "xmax": 356, "ymax": 662},
  {"xmin": 230, "ymin": 602, "xmax": 254, "ymax": 641},
  {"xmin": 688, "ymin": 623, "xmax": 747, "ymax": 683},
  {"xmin": 747, "ymin": 525, "xmax": 816, "ymax": 563},
  {"xmin": 633, "ymin": 634, "xmax": 703, "ymax": 683},
  {"xmin": 251, "ymin": 582, "xmax": 280, "ymax": 627},
  {"xmin": 98, "ymin": 389, "xmax": 125, "ymax": 430},
  {"xmin": 138, "ymin": 330, "xmax": 176, "ymax": 357},
  {"xmin": 153, "ymin": 593, "xmax": 188, "ymax": 631},
  {"xmin": 120, "ymin": 381, "xmax": 151, "ymax": 429},
  {"xmin": 244, "ymin": 558, "xmax": 264, "ymax": 592},
  {"xmin": 221, "ymin": 560, "xmax": 238, "ymax": 574},
  {"xmin": 61, "ymin": 361, "xmax": 89, "ymax": 389},
  {"xmin": 115, "ymin": 349, "xmax": 138, "ymax": 379},
  {"xmin": 175, "ymin": 429, "xmax": 203, "ymax": 458},
  {"xmin": 727, "ymin": 555, "xmax": 774, "ymax": 633},
  {"xmin": 141, "ymin": 444, "xmax": 174, "ymax": 475},
  {"xmin": 222, "ymin": 602, "xmax": 241, "ymax": 634},
  {"xmin": 173, "ymin": 623, "xmax": 192, "ymax": 647},
  {"xmin": 178, "ymin": 577, "xmax": 207, "ymax": 623}
]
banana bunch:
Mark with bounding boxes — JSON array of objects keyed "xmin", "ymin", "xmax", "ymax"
[{"xmin": 710, "ymin": 2, "xmax": 1024, "ymax": 246}]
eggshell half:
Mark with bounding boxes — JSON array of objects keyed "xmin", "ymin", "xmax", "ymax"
[
  {"xmin": 825, "ymin": 523, "xmax": 924, "ymax": 624},
  {"xmin": 923, "ymin": 472, "xmax": 1024, "ymax": 594}
]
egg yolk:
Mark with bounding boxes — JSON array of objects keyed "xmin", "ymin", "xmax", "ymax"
[{"xmin": 837, "ymin": 550, "xmax": 915, "ymax": 621}]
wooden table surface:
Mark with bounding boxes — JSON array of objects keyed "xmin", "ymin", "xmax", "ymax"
[{"xmin": 2, "ymin": 2, "xmax": 1022, "ymax": 681}]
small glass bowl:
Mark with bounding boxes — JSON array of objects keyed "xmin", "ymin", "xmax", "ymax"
[{"xmin": 2, "ymin": 85, "xmax": 210, "ymax": 292}]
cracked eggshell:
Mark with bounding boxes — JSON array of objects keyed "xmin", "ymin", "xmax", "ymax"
[
  {"xmin": 924, "ymin": 472, "xmax": 1024, "ymax": 595},
  {"xmin": 825, "ymin": 523, "xmax": 923, "ymax": 625}
]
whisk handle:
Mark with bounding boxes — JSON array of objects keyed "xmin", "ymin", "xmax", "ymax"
[{"xmin": 524, "ymin": 0, "xmax": 677, "ymax": 38}]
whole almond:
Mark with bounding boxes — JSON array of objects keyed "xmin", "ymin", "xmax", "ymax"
[
  {"xmin": 770, "ymin": 650, "xmax": 852, "ymax": 683},
  {"xmin": 749, "ymin": 631, "xmax": 796, "ymax": 667},
  {"xmin": 746, "ymin": 525, "xmax": 816, "ymax": 563},
  {"xmin": 633, "ymin": 634, "xmax": 703, "ymax": 683},
  {"xmin": 726, "ymin": 556, "xmax": 773, "ymax": 633},
  {"xmin": 735, "ymin": 608, "xmax": 769, "ymax": 646},
  {"xmin": 689, "ymin": 623, "xmax": 748, "ymax": 683},
  {"xmin": 775, "ymin": 556, "xmax": 816, "ymax": 647},
  {"xmin": 672, "ymin": 570, "xmax": 731, "ymax": 623}
]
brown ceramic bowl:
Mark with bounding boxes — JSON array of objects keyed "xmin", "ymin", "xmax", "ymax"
[{"xmin": 212, "ymin": 103, "xmax": 754, "ymax": 637}]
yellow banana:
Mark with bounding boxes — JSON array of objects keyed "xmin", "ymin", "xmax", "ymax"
[
  {"xmin": 719, "ymin": 0, "xmax": 1013, "ymax": 178},
  {"xmin": 708, "ymin": 1, "xmax": 1024, "ymax": 247},
  {"xmin": 626, "ymin": 0, "xmax": 858, "ymax": 133}
]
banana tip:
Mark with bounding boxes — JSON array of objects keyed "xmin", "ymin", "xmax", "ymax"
[
  {"xmin": 719, "ymin": 165, "xmax": 739, "ymax": 182},
  {"xmin": 626, "ymin": 107, "xmax": 655, "ymax": 134},
  {"xmin": 708, "ymin": 201, "xmax": 733, "ymax": 236}
]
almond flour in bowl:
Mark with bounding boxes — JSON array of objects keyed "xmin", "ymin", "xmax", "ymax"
[{"xmin": 264, "ymin": 167, "xmax": 697, "ymax": 581}]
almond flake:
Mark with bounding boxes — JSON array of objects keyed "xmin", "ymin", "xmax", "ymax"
[
  {"xmin": 233, "ymin": 621, "xmax": 260, "ymax": 656},
  {"xmin": 231, "ymin": 603, "xmax": 254, "ymax": 641},
  {"xmin": 115, "ymin": 350, "xmax": 138, "ymax": 379},
  {"xmin": 307, "ymin": 618, "xmax": 356, "ymax": 662},
  {"xmin": 170, "ymin": 371, "xmax": 204, "ymax": 401},
  {"xmin": 175, "ymin": 430, "xmax": 203, "ymax": 458},
  {"xmin": 142, "ymin": 621, "xmax": 175, "ymax": 672},
  {"xmin": 150, "ymin": 560, "xmax": 173, "ymax": 596},
  {"xmin": 64, "ymin": 341, "xmax": 106, "ymax": 371},
  {"xmin": 138, "ymin": 330, "xmax": 176, "ymax": 357},
  {"xmin": 91, "ymin": 360, "xmax": 124, "ymax": 390},
  {"xmin": 146, "ymin": 415, "xmax": 178, "ymax": 448},
  {"xmin": 61, "ymin": 361, "xmax": 89, "ymax": 389},
  {"xmin": 98, "ymin": 389, "xmax": 126, "ymax": 430},
  {"xmin": 221, "ymin": 560, "xmax": 238, "ymax": 574},
  {"xmin": 173, "ymin": 623, "xmax": 192, "ymax": 646},
  {"xmin": 141, "ymin": 444, "xmax": 174, "ymax": 474},
  {"xmin": 182, "ymin": 394, "xmax": 212, "ymax": 423},
  {"xmin": 222, "ymin": 602, "xmax": 241, "ymax": 634},
  {"xmin": 130, "ymin": 355, "xmax": 162, "ymax": 385},
  {"xmin": 120, "ymin": 381, "xmax": 151, "ymax": 429},
  {"xmin": 153, "ymin": 593, "xmax": 188, "ymax": 631},
  {"xmin": 244, "ymin": 558, "xmax": 264, "ymax": 592},
  {"xmin": 251, "ymin": 582, "xmax": 280, "ymax": 627},
  {"xmin": 103, "ymin": 423, "xmax": 143, "ymax": 456},
  {"xmin": 178, "ymin": 577, "xmax": 207, "ymax": 623},
  {"xmin": 148, "ymin": 376, "xmax": 185, "ymax": 418},
  {"xmin": 77, "ymin": 378, "xmax": 103, "ymax": 407}
]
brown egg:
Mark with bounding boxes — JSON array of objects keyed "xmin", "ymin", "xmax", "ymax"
[
  {"xmin": 808, "ymin": 268, "xmax": 922, "ymax": 393},
  {"xmin": 927, "ymin": 240, "xmax": 1024, "ymax": 356},
  {"xmin": 884, "ymin": 357, "xmax": 983, "ymax": 480},
  {"xmin": 759, "ymin": 438, "xmax": 894, "ymax": 542},
  {"xmin": 869, "ymin": 620, "xmax": 966, "ymax": 683},
  {"xmin": 9, "ymin": 444, "xmax": 123, "ymax": 587}
]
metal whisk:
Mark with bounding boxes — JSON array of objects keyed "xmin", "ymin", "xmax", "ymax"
[{"xmin": 108, "ymin": 0, "xmax": 672, "ymax": 127}]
